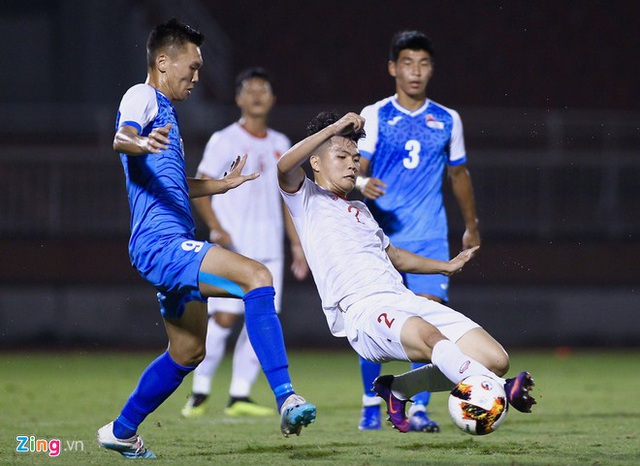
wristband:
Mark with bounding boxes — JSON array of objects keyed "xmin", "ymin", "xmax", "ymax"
[{"xmin": 355, "ymin": 176, "xmax": 370, "ymax": 192}]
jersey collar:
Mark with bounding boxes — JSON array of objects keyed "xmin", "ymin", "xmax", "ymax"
[{"xmin": 391, "ymin": 94, "xmax": 431, "ymax": 117}]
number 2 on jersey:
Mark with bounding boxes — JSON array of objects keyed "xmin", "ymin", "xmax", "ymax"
[
  {"xmin": 403, "ymin": 139, "xmax": 421, "ymax": 169},
  {"xmin": 377, "ymin": 312, "xmax": 396, "ymax": 328},
  {"xmin": 348, "ymin": 205, "xmax": 363, "ymax": 224}
]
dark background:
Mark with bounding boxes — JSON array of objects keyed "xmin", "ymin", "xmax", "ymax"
[
  {"xmin": 0, "ymin": 0, "xmax": 638, "ymax": 350},
  {"xmin": 3, "ymin": 0, "xmax": 639, "ymax": 109}
]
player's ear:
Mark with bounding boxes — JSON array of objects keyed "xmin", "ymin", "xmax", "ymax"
[
  {"xmin": 387, "ymin": 60, "xmax": 397, "ymax": 78},
  {"xmin": 156, "ymin": 53, "xmax": 168, "ymax": 73},
  {"xmin": 309, "ymin": 155, "xmax": 320, "ymax": 172}
]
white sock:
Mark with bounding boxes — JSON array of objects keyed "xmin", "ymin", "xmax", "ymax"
[
  {"xmin": 430, "ymin": 339, "xmax": 504, "ymax": 385},
  {"xmin": 408, "ymin": 403, "xmax": 427, "ymax": 417},
  {"xmin": 192, "ymin": 318, "xmax": 232, "ymax": 395},
  {"xmin": 390, "ymin": 364, "xmax": 455, "ymax": 400},
  {"xmin": 362, "ymin": 394, "xmax": 382, "ymax": 407},
  {"xmin": 229, "ymin": 325, "xmax": 261, "ymax": 398}
]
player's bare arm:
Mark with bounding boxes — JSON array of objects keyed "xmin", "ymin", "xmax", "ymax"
[
  {"xmin": 356, "ymin": 157, "xmax": 387, "ymax": 200},
  {"xmin": 278, "ymin": 112, "xmax": 365, "ymax": 193},
  {"xmin": 191, "ymin": 172, "xmax": 233, "ymax": 247},
  {"xmin": 188, "ymin": 154, "xmax": 259, "ymax": 198},
  {"xmin": 386, "ymin": 244, "xmax": 479, "ymax": 276},
  {"xmin": 282, "ymin": 201, "xmax": 309, "ymax": 280},
  {"xmin": 113, "ymin": 123, "xmax": 171, "ymax": 155},
  {"xmin": 448, "ymin": 164, "xmax": 480, "ymax": 249}
]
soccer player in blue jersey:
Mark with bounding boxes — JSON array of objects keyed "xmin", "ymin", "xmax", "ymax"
[
  {"xmin": 96, "ymin": 19, "xmax": 315, "ymax": 459},
  {"xmin": 354, "ymin": 30, "xmax": 481, "ymax": 433}
]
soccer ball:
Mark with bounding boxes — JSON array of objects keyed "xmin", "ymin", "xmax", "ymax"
[{"xmin": 448, "ymin": 374, "xmax": 508, "ymax": 435}]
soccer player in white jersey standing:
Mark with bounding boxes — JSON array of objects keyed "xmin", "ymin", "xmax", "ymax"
[
  {"xmin": 182, "ymin": 68, "xmax": 309, "ymax": 418},
  {"xmin": 277, "ymin": 110, "xmax": 535, "ymax": 433},
  {"xmin": 353, "ymin": 30, "xmax": 481, "ymax": 433}
]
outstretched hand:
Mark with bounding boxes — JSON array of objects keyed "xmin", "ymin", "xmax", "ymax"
[
  {"xmin": 221, "ymin": 154, "xmax": 259, "ymax": 191},
  {"xmin": 361, "ymin": 177, "xmax": 387, "ymax": 200},
  {"xmin": 445, "ymin": 245, "xmax": 480, "ymax": 276}
]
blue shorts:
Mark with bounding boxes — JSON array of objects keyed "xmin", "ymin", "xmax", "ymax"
[
  {"xmin": 393, "ymin": 238, "xmax": 450, "ymax": 302},
  {"xmin": 132, "ymin": 236, "xmax": 214, "ymax": 319}
]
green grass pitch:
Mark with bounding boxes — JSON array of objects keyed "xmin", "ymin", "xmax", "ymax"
[{"xmin": 1, "ymin": 349, "xmax": 639, "ymax": 465}]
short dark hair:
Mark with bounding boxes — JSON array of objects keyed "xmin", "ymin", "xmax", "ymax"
[
  {"xmin": 306, "ymin": 111, "xmax": 365, "ymax": 143},
  {"xmin": 389, "ymin": 30, "xmax": 434, "ymax": 61},
  {"xmin": 146, "ymin": 18, "xmax": 204, "ymax": 67},
  {"xmin": 235, "ymin": 67, "xmax": 271, "ymax": 95}
]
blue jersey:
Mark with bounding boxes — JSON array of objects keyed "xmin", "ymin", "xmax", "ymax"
[
  {"xmin": 115, "ymin": 84, "xmax": 196, "ymax": 275},
  {"xmin": 358, "ymin": 95, "xmax": 467, "ymax": 242}
]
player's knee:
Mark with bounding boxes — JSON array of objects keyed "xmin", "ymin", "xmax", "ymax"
[
  {"xmin": 488, "ymin": 351, "xmax": 510, "ymax": 377},
  {"xmin": 246, "ymin": 262, "xmax": 273, "ymax": 290},
  {"xmin": 186, "ymin": 345, "xmax": 206, "ymax": 367},
  {"xmin": 171, "ymin": 341, "xmax": 206, "ymax": 367},
  {"xmin": 213, "ymin": 312, "xmax": 237, "ymax": 328}
]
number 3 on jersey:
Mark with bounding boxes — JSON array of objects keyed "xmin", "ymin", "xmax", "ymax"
[{"xmin": 403, "ymin": 139, "xmax": 421, "ymax": 169}]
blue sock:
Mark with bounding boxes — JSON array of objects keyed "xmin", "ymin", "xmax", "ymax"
[
  {"xmin": 273, "ymin": 382, "xmax": 295, "ymax": 411},
  {"xmin": 359, "ymin": 356, "xmax": 382, "ymax": 398},
  {"xmin": 410, "ymin": 362, "xmax": 431, "ymax": 407},
  {"xmin": 243, "ymin": 286, "xmax": 292, "ymax": 410},
  {"xmin": 112, "ymin": 351, "xmax": 195, "ymax": 439}
]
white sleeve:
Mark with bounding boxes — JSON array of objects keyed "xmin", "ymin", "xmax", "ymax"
[
  {"xmin": 279, "ymin": 177, "xmax": 310, "ymax": 219},
  {"xmin": 197, "ymin": 132, "xmax": 234, "ymax": 178},
  {"xmin": 357, "ymin": 104, "xmax": 379, "ymax": 159},
  {"xmin": 382, "ymin": 233, "xmax": 390, "ymax": 250},
  {"xmin": 117, "ymin": 84, "xmax": 158, "ymax": 133},
  {"xmin": 362, "ymin": 203, "xmax": 390, "ymax": 249},
  {"xmin": 448, "ymin": 109, "xmax": 467, "ymax": 165}
]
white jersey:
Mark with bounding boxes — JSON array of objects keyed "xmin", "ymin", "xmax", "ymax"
[
  {"xmin": 198, "ymin": 122, "xmax": 290, "ymax": 260},
  {"xmin": 280, "ymin": 177, "xmax": 408, "ymax": 336}
]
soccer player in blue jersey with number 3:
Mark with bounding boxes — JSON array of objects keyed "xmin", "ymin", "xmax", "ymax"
[
  {"xmin": 354, "ymin": 31, "xmax": 480, "ymax": 433},
  {"xmin": 96, "ymin": 19, "xmax": 315, "ymax": 459}
]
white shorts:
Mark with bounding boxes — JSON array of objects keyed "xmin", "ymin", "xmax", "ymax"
[
  {"xmin": 342, "ymin": 291, "xmax": 480, "ymax": 363},
  {"xmin": 207, "ymin": 257, "xmax": 284, "ymax": 314}
]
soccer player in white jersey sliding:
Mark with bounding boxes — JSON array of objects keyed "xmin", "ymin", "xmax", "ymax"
[
  {"xmin": 182, "ymin": 67, "xmax": 309, "ymax": 418},
  {"xmin": 354, "ymin": 30, "xmax": 481, "ymax": 433},
  {"xmin": 277, "ymin": 111, "xmax": 535, "ymax": 433}
]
